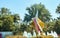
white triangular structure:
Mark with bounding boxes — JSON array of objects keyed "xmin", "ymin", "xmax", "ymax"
[
  {"xmin": 47, "ymin": 32, "xmax": 49, "ymax": 35},
  {"xmin": 27, "ymin": 32, "xmax": 32, "ymax": 38},
  {"xmin": 51, "ymin": 31, "xmax": 54, "ymax": 37},
  {"xmin": 33, "ymin": 30, "xmax": 36, "ymax": 36},
  {"xmin": 23, "ymin": 31, "xmax": 28, "ymax": 37},
  {"xmin": 53, "ymin": 31, "xmax": 58, "ymax": 37}
]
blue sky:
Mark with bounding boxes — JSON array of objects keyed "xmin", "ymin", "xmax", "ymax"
[{"xmin": 0, "ymin": 0, "xmax": 60, "ymax": 20}]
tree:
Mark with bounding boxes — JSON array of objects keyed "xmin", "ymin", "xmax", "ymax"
[
  {"xmin": 43, "ymin": 20, "xmax": 56, "ymax": 33},
  {"xmin": 0, "ymin": 7, "xmax": 20, "ymax": 31},
  {"xmin": 56, "ymin": 4, "xmax": 60, "ymax": 19},
  {"xmin": 0, "ymin": 8, "xmax": 11, "ymax": 15},
  {"xmin": 13, "ymin": 22, "xmax": 28, "ymax": 35},
  {"xmin": 24, "ymin": 3, "xmax": 51, "ymax": 22},
  {"xmin": 56, "ymin": 4, "xmax": 60, "ymax": 13},
  {"xmin": 54, "ymin": 4, "xmax": 60, "ymax": 34},
  {"xmin": 19, "ymin": 24, "xmax": 27, "ymax": 32},
  {"xmin": 54, "ymin": 19, "xmax": 60, "ymax": 34}
]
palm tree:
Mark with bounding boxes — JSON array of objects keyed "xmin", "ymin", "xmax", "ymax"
[
  {"xmin": 56, "ymin": 4, "xmax": 60, "ymax": 13},
  {"xmin": 56, "ymin": 4, "xmax": 60, "ymax": 19},
  {"xmin": 24, "ymin": 3, "xmax": 51, "ymax": 22}
]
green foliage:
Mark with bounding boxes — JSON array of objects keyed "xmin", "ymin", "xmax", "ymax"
[
  {"xmin": 56, "ymin": 4, "xmax": 60, "ymax": 13},
  {"xmin": 43, "ymin": 18, "xmax": 60, "ymax": 34},
  {"xmin": 54, "ymin": 4, "xmax": 60, "ymax": 34},
  {"xmin": 19, "ymin": 24, "xmax": 27, "ymax": 32},
  {"xmin": 13, "ymin": 14, "xmax": 20, "ymax": 22},
  {"xmin": 0, "ymin": 7, "xmax": 20, "ymax": 31},
  {"xmin": 54, "ymin": 19, "xmax": 60, "ymax": 34},
  {"xmin": 24, "ymin": 3, "xmax": 51, "ymax": 22}
]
